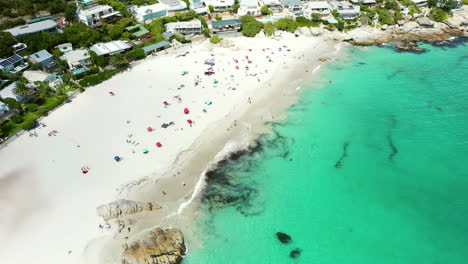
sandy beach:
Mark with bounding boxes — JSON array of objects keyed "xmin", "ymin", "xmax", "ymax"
[{"xmin": 0, "ymin": 33, "xmax": 344, "ymax": 264}]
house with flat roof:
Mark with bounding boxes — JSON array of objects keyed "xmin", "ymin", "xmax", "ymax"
[
  {"xmin": 23, "ymin": 70, "xmax": 57, "ymax": 84},
  {"xmin": 205, "ymin": 0, "xmax": 235, "ymax": 12},
  {"xmin": 159, "ymin": 0, "xmax": 188, "ymax": 11},
  {"xmin": 132, "ymin": 3, "xmax": 168, "ymax": 24},
  {"xmin": 126, "ymin": 24, "xmax": 153, "ymax": 42},
  {"xmin": 56, "ymin": 43, "xmax": 73, "ymax": 54},
  {"xmin": 165, "ymin": 20, "xmax": 202, "ymax": 35},
  {"xmin": 238, "ymin": 0, "xmax": 260, "ymax": 16},
  {"xmin": 142, "ymin": 41, "xmax": 172, "ymax": 54},
  {"xmin": 303, "ymin": 1, "xmax": 331, "ymax": 16},
  {"xmin": 211, "ymin": 19, "xmax": 242, "ymax": 34},
  {"xmin": 259, "ymin": 0, "xmax": 283, "ymax": 13},
  {"xmin": 330, "ymin": 1, "xmax": 360, "ymax": 19},
  {"xmin": 61, "ymin": 49, "xmax": 92, "ymax": 71},
  {"xmin": 280, "ymin": 0, "xmax": 304, "ymax": 16},
  {"xmin": 3, "ymin": 19, "xmax": 58, "ymax": 37},
  {"xmin": 90, "ymin": 40, "xmax": 133, "ymax": 56},
  {"xmin": 76, "ymin": 4, "xmax": 122, "ymax": 27},
  {"xmin": 0, "ymin": 55, "xmax": 25, "ymax": 73},
  {"xmin": 29, "ymin": 50, "xmax": 58, "ymax": 72},
  {"xmin": 162, "ymin": 31, "xmax": 174, "ymax": 39}
]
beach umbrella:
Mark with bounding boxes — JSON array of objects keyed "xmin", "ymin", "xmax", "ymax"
[
  {"xmin": 187, "ymin": 119, "xmax": 192, "ymax": 124},
  {"xmin": 109, "ymin": 91, "xmax": 115, "ymax": 96},
  {"xmin": 156, "ymin": 142, "xmax": 162, "ymax": 147},
  {"xmin": 184, "ymin": 108, "xmax": 189, "ymax": 114},
  {"xmin": 245, "ymin": 66, "xmax": 249, "ymax": 69},
  {"xmin": 234, "ymin": 59, "xmax": 238, "ymax": 63},
  {"xmin": 248, "ymin": 60, "xmax": 252, "ymax": 64},
  {"xmin": 202, "ymin": 108, "xmax": 207, "ymax": 113},
  {"xmin": 163, "ymin": 101, "xmax": 169, "ymax": 105},
  {"xmin": 142, "ymin": 148, "xmax": 149, "ymax": 153},
  {"xmin": 114, "ymin": 156, "xmax": 120, "ymax": 161},
  {"xmin": 213, "ymin": 79, "xmax": 219, "ymax": 83},
  {"xmin": 249, "ymin": 49, "xmax": 252, "ymax": 52},
  {"xmin": 147, "ymin": 127, "xmax": 153, "ymax": 132},
  {"xmin": 205, "ymin": 99, "xmax": 212, "ymax": 105},
  {"xmin": 245, "ymin": 56, "xmax": 249, "ymax": 59},
  {"xmin": 235, "ymin": 66, "xmax": 239, "ymax": 70}
]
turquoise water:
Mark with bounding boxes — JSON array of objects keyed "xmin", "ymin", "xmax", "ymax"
[{"xmin": 184, "ymin": 39, "xmax": 468, "ymax": 263}]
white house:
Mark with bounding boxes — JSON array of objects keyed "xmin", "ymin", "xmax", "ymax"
[
  {"xmin": 259, "ymin": 0, "xmax": 283, "ymax": 13},
  {"xmin": 90, "ymin": 40, "xmax": 133, "ymax": 56},
  {"xmin": 280, "ymin": 0, "xmax": 303, "ymax": 16},
  {"xmin": 329, "ymin": 1, "xmax": 360, "ymax": 20},
  {"xmin": 303, "ymin": 1, "xmax": 331, "ymax": 17},
  {"xmin": 159, "ymin": 0, "xmax": 188, "ymax": 11},
  {"xmin": 23, "ymin": 70, "xmax": 57, "ymax": 84},
  {"xmin": 56, "ymin": 43, "xmax": 73, "ymax": 54},
  {"xmin": 61, "ymin": 49, "xmax": 92, "ymax": 71},
  {"xmin": 238, "ymin": 0, "xmax": 260, "ymax": 16},
  {"xmin": 132, "ymin": 3, "xmax": 168, "ymax": 24},
  {"xmin": 76, "ymin": 4, "xmax": 121, "ymax": 27},
  {"xmin": 205, "ymin": 0, "xmax": 235, "ymax": 12},
  {"xmin": 165, "ymin": 20, "xmax": 203, "ymax": 35}
]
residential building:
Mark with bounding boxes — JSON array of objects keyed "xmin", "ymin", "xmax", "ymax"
[
  {"xmin": 165, "ymin": 20, "xmax": 203, "ymax": 35},
  {"xmin": 350, "ymin": 0, "xmax": 376, "ymax": 5},
  {"xmin": 23, "ymin": 70, "xmax": 57, "ymax": 84},
  {"xmin": 205, "ymin": 0, "xmax": 235, "ymax": 12},
  {"xmin": 280, "ymin": 0, "xmax": 304, "ymax": 16},
  {"xmin": 126, "ymin": 24, "xmax": 153, "ymax": 42},
  {"xmin": 0, "ymin": 55, "xmax": 25, "ymax": 73},
  {"xmin": 410, "ymin": 0, "xmax": 427, "ymax": 6},
  {"xmin": 190, "ymin": 0, "xmax": 205, "ymax": 9},
  {"xmin": 259, "ymin": 0, "xmax": 283, "ymax": 13},
  {"xmin": 238, "ymin": 0, "xmax": 260, "ymax": 16},
  {"xmin": 3, "ymin": 19, "xmax": 58, "ymax": 37},
  {"xmin": 0, "ymin": 101, "xmax": 9, "ymax": 117},
  {"xmin": 211, "ymin": 19, "xmax": 242, "ymax": 34},
  {"xmin": 159, "ymin": 0, "xmax": 188, "ymax": 11},
  {"xmin": 76, "ymin": 4, "xmax": 122, "ymax": 27},
  {"xmin": 330, "ymin": 1, "xmax": 360, "ymax": 19},
  {"xmin": 162, "ymin": 31, "xmax": 174, "ymax": 39},
  {"xmin": 61, "ymin": 49, "xmax": 92, "ymax": 71},
  {"xmin": 90, "ymin": 40, "xmax": 133, "ymax": 56},
  {"xmin": 132, "ymin": 3, "xmax": 169, "ymax": 23},
  {"xmin": 303, "ymin": 1, "xmax": 331, "ymax": 16},
  {"xmin": 29, "ymin": 50, "xmax": 58, "ymax": 72},
  {"xmin": 142, "ymin": 41, "xmax": 172, "ymax": 54},
  {"xmin": 56, "ymin": 43, "xmax": 73, "ymax": 54},
  {"xmin": 0, "ymin": 82, "xmax": 24, "ymax": 102},
  {"xmin": 12, "ymin": 43, "xmax": 28, "ymax": 54}
]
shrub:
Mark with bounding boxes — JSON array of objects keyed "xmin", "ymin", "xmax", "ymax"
[
  {"xmin": 337, "ymin": 20, "xmax": 345, "ymax": 31},
  {"xmin": 430, "ymin": 7, "xmax": 448, "ymax": 21},
  {"xmin": 210, "ymin": 35, "xmax": 223, "ymax": 44},
  {"xmin": 203, "ymin": 28, "xmax": 211, "ymax": 37},
  {"xmin": 26, "ymin": 103, "xmax": 39, "ymax": 112},
  {"xmin": 384, "ymin": 0, "xmax": 399, "ymax": 10},
  {"xmin": 263, "ymin": 22, "xmax": 275, "ymax": 36},
  {"xmin": 311, "ymin": 13, "xmax": 323, "ymax": 21},
  {"xmin": 296, "ymin": 16, "xmax": 318, "ymax": 27},
  {"xmin": 260, "ymin": 5, "xmax": 273, "ymax": 15},
  {"xmin": 377, "ymin": 8, "xmax": 394, "ymax": 25},
  {"xmin": 274, "ymin": 18, "xmax": 298, "ymax": 33},
  {"xmin": 22, "ymin": 119, "xmax": 37, "ymax": 130},
  {"xmin": 11, "ymin": 115, "xmax": 24, "ymax": 124},
  {"xmin": 174, "ymin": 10, "xmax": 197, "ymax": 21},
  {"xmin": 126, "ymin": 48, "xmax": 146, "ymax": 61},
  {"xmin": 240, "ymin": 15, "xmax": 264, "ymax": 37},
  {"xmin": 173, "ymin": 33, "xmax": 192, "ymax": 43},
  {"xmin": 30, "ymin": 63, "xmax": 43, "ymax": 71},
  {"xmin": 215, "ymin": 15, "xmax": 222, "ymax": 21},
  {"xmin": 208, "ymin": 5, "xmax": 215, "ymax": 13},
  {"xmin": 79, "ymin": 69, "xmax": 121, "ymax": 87}
]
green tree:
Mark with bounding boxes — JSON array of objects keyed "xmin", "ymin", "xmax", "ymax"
[
  {"xmin": 0, "ymin": 32, "xmax": 16, "ymax": 57},
  {"xmin": 311, "ymin": 13, "xmax": 323, "ymax": 21},
  {"xmin": 430, "ymin": 7, "xmax": 448, "ymax": 21},
  {"xmin": 384, "ymin": 0, "xmax": 399, "ymax": 10},
  {"xmin": 260, "ymin": 5, "xmax": 273, "ymax": 15},
  {"xmin": 65, "ymin": 3, "xmax": 77, "ymax": 22},
  {"xmin": 428, "ymin": 0, "xmax": 458, "ymax": 11},
  {"xmin": 1, "ymin": 97, "xmax": 22, "ymax": 111},
  {"xmin": 208, "ymin": 5, "xmax": 215, "ymax": 13},
  {"xmin": 274, "ymin": 18, "xmax": 298, "ymax": 33},
  {"xmin": 210, "ymin": 35, "xmax": 223, "ymax": 44},
  {"xmin": 12, "ymin": 82, "xmax": 33, "ymax": 99},
  {"xmin": 89, "ymin": 50, "xmax": 107, "ymax": 68},
  {"xmin": 263, "ymin": 22, "xmax": 275, "ymax": 36},
  {"xmin": 240, "ymin": 15, "xmax": 264, "ymax": 37},
  {"xmin": 332, "ymin": 9, "xmax": 340, "ymax": 19},
  {"xmin": 215, "ymin": 15, "xmax": 223, "ymax": 21}
]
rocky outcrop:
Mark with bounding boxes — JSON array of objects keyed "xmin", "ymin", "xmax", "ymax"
[
  {"xmin": 401, "ymin": 21, "xmax": 419, "ymax": 32},
  {"xmin": 122, "ymin": 228, "xmax": 186, "ymax": 264},
  {"xmin": 96, "ymin": 199, "xmax": 161, "ymax": 221},
  {"xmin": 296, "ymin": 27, "xmax": 312, "ymax": 37},
  {"xmin": 417, "ymin": 17, "xmax": 435, "ymax": 27},
  {"xmin": 394, "ymin": 42, "xmax": 424, "ymax": 52}
]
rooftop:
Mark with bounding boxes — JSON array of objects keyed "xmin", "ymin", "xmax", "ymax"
[
  {"xmin": 56, "ymin": 43, "xmax": 73, "ymax": 54},
  {"xmin": 159, "ymin": 0, "xmax": 188, "ymax": 10},
  {"xmin": 29, "ymin": 50, "xmax": 53, "ymax": 63},
  {"xmin": 211, "ymin": 19, "xmax": 242, "ymax": 27},
  {"xmin": 134, "ymin": 3, "xmax": 168, "ymax": 16},
  {"xmin": 23, "ymin": 70, "xmax": 56, "ymax": 83},
  {"xmin": 0, "ymin": 82, "xmax": 17, "ymax": 100},
  {"xmin": 90, "ymin": 40, "xmax": 133, "ymax": 56},
  {"xmin": 262, "ymin": 0, "xmax": 282, "ymax": 5},
  {"xmin": 3, "ymin": 19, "xmax": 57, "ymax": 37},
  {"xmin": 280, "ymin": 0, "xmax": 303, "ymax": 6},
  {"xmin": 78, "ymin": 4, "xmax": 113, "ymax": 16},
  {"xmin": 0, "ymin": 54, "xmax": 23, "ymax": 69},
  {"xmin": 165, "ymin": 20, "xmax": 202, "ymax": 31},
  {"xmin": 142, "ymin": 41, "xmax": 171, "ymax": 54},
  {"xmin": 62, "ymin": 49, "xmax": 91, "ymax": 64},
  {"xmin": 241, "ymin": 0, "xmax": 259, "ymax": 6},
  {"xmin": 307, "ymin": 1, "xmax": 331, "ymax": 9},
  {"xmin": 206, "ymin": 0, "xmax": 235, "ymax": 7},
  {"xmin": 126, "ymin": 24, "xmax": 150, "ymax": 37}
]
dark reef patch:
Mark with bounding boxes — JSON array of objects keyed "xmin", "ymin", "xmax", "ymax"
[
  {"xmin": 387, "ymin": 69, "xmax": 404, "ymax": 80},
  {"xmin": 387, "ymin": 116, "xmax": 398, "ymax": 161},
  {"xmin": 276, "ymin": 232, "xmax": 292, "ymax": 244},
  {"xmin": 290, "ymin": 248, "xmax": 302, "ymax": 258},
  {"xmin": 334, "ymin": 141, "xmax": 350, "ymax": 168}
]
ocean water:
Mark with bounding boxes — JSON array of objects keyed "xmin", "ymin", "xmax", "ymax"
[{"xmin": 183, "ymin": 39, "xmax": 468, "ymax": 263}]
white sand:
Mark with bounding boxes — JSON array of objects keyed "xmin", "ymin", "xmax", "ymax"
[{"xmin": 0, "ymin": 34, "xmax": 344, "ymax": 264}]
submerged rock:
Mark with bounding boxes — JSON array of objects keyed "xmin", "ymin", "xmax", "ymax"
[
  {"xmin": 276, "ymin": 232, "xmax": 292, "ymax": 244},
  {"xmin": 394, "ymin": 42, "xmax": 424, "ymax": 52},
  {"xmin": 96, "ymin": 199, "xmax": 161, "ymax": 221},
  {"xmin": 290, "ymin": 248, "xmax": 302, "ymax": 258},
  {"xmin": 122, "ymin": 228, "xmax": 186, "ymax": 264}
]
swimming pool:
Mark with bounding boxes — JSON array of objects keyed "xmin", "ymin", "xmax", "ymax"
[
  {"xmin": 73, "ymin": 69, "xmax": 85, "ymax": 75},
  {"xmin": 256, "ymin": 16, "xmax": 286, "ymax": 22}
]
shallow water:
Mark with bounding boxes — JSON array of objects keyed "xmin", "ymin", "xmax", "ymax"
[{"xmin": 183, "ymin": 39, "xmax": 468, "ymax": 263}]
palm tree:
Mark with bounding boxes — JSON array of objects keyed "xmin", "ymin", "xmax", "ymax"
[{"xmin": 12, "ymin": 81, "xmax": 33, "ymax": 99}]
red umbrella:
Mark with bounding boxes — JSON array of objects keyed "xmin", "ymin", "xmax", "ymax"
[
  {"xmin": 147, "ymin": 127, "xmax": 152, "ymax": 132},
  {"xmin": 187, "ymin": 119, "xmax": 192, "ymax": 124},
  {"xmin": 163, "ymin": 101, "xmax": 168, "ymax": 105},
  {"xmin": 109, "ymin": 92, "xmax": 114, "ymax": 95},
  {"xmin": 245, "ymin": 66, "xmax": 249, "ymax": 69},
  {"xmin": 245, "ymin": 56, "xmax": 249, "ymax": 59},
  {"xmin": 248, "ymin": 60, "xmax": 252, "ymax": 64},
  {"xmin": 249, "ymin": 49, "xmax": 252, "ymax": 52},
  {"xmin": 184, "ymin": 108, "xmax": 189, "ymax": 114},
  {"xmin": 156, "ymin": 142, "xmax": 162, "ymax": 147},
  {"xmin": 235, "ymin": 66, "xmax": 239, "ymax": 69}
]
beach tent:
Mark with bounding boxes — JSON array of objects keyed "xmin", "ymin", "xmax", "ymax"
[
  {"xmin": 142, "ymin": 148, "xmax": 149, "ymax": 153},
  {"xmin": 156, "ymin": 142, "xmax": 162, "ymax": 147}
]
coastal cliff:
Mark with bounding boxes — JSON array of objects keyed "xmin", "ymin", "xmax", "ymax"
[{"xmin": 122, "ymin": 228, "xmax": 186, "ymax": 264}]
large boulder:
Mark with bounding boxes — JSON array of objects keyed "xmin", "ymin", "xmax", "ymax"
[
  {"xmin": 310, "ymin": 27, "xmax": 322, "ymax": 36},
  {"xmin": 397, "ymin": 20, "xmax": 406, "ymax": 26},
  {"xmin": 402, "ymin": 21, "xmax": 419, "ymax": 32},
  {"xmin": 417, "ymin": 17, "xmax": 435, "ymax": 27},
  {"xmin": 296, "ymin": 27, "xmax": 312, "ymax": 37},
  {"xmin": 96, "ymin": 199, "xmax": 161, "ymax": 221},
  {"xmin": 122, "ymin": 228, "xmax": 186, "ymax": 264},
  {"xmin": 381, "ymin": 24, "xmax": 389, "ymax": 30},
  {"xmin": 461, "ymin": 21, "xmax": 468, "ymax": 26}
]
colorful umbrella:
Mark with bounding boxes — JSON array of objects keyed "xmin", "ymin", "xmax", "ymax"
[
  {"xmin": 184, "ymin": 108, "xmax": 189, "ymax": 114},
  {"xmin": 187, "ymin": 119, "xmax": 192, "ymax": 124},
  {"xmin": 147, "ymin": 127, "xmax": 153, "ymax": 132},
  {"xmin": 142, "ymin": 148, "xmax": 149, "ymax": 153},
  {"xmin": 156, "ymin": 142, "xmax": 162, "ymax": 147}
]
